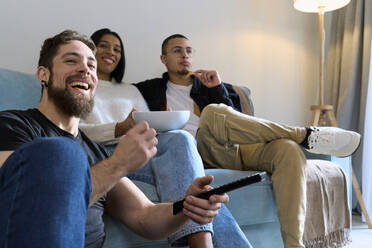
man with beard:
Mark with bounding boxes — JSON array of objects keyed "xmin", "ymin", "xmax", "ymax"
[
  {"xmin": 0, "ymin": 30, "xmax": 228, "ymax": 248},
  {"xmin": 134, "ymin": 34, "xmax": 361, "ymax": 248}
]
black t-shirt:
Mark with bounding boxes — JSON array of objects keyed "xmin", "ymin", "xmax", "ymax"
[{"xmin": 0, "ymin": 109, "xmax": 109, "ymax": 248}]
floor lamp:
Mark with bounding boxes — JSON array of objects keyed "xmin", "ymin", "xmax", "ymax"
[{"xmin": 293, "ymin": 0, "xmax": 372, "ymax": 228}]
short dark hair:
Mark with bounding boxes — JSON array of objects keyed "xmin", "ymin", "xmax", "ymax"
[
  {"xmin": 90, "ymin": 28, "xmax": 125, "ymax": 83},
  {"xmin": 161, "ymin": 34, "xmax": 188, "ymax": 55},
  {"xmin": 38, "ymin": 30, "xmax": 96, "ymax": 71}
]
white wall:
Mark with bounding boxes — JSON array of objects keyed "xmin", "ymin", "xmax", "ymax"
[{"xmin": 0, "ymin": 0, "xmax": 322, "ymax": 125}]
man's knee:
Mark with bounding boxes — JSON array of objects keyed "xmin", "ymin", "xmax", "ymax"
[
  {"xmin": 1, "ymin": 137, "xmax": 91, "ymax": 216},
  {"xmin": 0, "ymin": 137, "xmax": 90, "ymax": 248},
  {"xmin": 270, "ymin": 139, "xmax": 307, "ymax": 170},
  {"xmin": 6, "ymin": 137, "xmax": 90, "ymax": 184}
]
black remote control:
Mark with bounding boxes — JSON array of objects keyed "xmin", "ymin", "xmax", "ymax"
[{"xmin": 173, "ymin": 172, "xmax": 265, "ymax": 215}]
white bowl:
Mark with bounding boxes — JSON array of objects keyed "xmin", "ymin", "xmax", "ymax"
[{"xmin": 132, "ymin": 111, "xmax": 190, "ymax": 132}]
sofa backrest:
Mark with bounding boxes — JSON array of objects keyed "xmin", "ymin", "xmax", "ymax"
[
  {"xmin": 0, "ymin": 68, "xmax": 41, "ymax": 111},
  {"xmin": 0, "ymin": 67, "xmax": 255, "ymax": 116},
  {"xmin": 233, "ymin": 85, "xmax": 254, "ymax": 116}
]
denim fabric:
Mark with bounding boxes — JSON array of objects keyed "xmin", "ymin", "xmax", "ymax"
[
  {"xmin": 128, "ymin": 130, "xmax": 252, "ymax": 248},
  {"xmin": 0, "ymin": 137, "xmax": 91, "ymax": 248}
]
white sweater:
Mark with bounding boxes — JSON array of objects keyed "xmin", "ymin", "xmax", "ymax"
[{"xmin": 79, "ymin": 80, "xmax": 149, "ymax": 145}]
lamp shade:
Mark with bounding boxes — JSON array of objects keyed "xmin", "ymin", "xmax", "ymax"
[{"xmin": 293, "ymin": 0, "xmax": 351, "ymax": 13}]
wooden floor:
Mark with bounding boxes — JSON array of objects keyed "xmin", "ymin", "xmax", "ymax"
[{"xmin": 346, "ymin": 214, "xmax": 372, "ymax": 248}]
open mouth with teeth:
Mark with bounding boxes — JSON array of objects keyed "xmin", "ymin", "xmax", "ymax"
[{"xmin": 70, "ymin": 81, "xmax": 90, "ymax": 91}]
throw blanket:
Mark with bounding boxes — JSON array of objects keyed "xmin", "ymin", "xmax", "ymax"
[
  {"xmin": 234, "ymin": 85, "xmax": 350, "ymax": 247},
  {"xmin": 303, "ymin": 160, "xmax": 351, "ymax": 248}
]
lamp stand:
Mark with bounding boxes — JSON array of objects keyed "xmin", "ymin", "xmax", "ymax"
[
  {"xmin": 311, "ymin": 9, "xmax": 337, "ymax": 127},
  {"xmin": 310, "ymin": 105, "xmax": 337, "ymax": 126},
  {"xmin": 313, "ymin": 8, "xmax": 372, "ymax": 228}
]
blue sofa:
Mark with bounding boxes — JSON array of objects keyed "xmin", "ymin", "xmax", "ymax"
[{"xmin": 0, "ymin": 68, "xmax": 352, "ymax": 248}]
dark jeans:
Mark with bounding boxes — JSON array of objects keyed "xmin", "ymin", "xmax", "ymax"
[{"xmin": 0, "ymin": 137, "xmax": 91, "ymax": 248}]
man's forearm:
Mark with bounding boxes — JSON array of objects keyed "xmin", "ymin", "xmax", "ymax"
[
  {"xmin": 134, "ymin": 202, "xmax": 190, "ymax": 240},
  {"xmin": 89, "ymin": 158, "xmax": 127, "ymax": 205}
]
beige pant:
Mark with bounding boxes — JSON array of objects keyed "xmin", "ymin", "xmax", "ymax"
[{"xmin": 196, "ymin": 104, "xmax": 307, "ymax": 248}]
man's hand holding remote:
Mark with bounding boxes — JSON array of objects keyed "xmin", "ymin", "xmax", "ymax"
[
  {"xmin": 180, "ymin": 175, "xmax": 229, "ymax": 224},
  {"xmin": 174, "ymin": 173, "xmax": 265, "ymax": 215}
]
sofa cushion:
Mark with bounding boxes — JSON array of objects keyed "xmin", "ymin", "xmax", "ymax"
[
  {"xmin": 0, "ymin": 68, "xmax": 41, "ymax": 111},
  {"xmin": 206, "ymin": 169, "xmax": 277, "ymax": 226},
  {"xmin": 132, "ymin": 169, "xmax": 278, "ymax": 227}
]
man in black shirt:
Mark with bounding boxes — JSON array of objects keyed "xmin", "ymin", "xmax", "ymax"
[{"xmin": 0, "ymin": 30, "xmax": 228, "ymax": 248}]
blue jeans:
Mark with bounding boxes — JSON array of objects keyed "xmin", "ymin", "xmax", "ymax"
[
  {"xmin": 0, "ymin": 137, "xmax": 91, "ymax": 248},
  {"xmin": 126, "ymin": 130, "xmax": 252, "ymax": 248}
]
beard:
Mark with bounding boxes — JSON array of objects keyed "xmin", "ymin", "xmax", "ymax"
[
  {"xmin": 47, "ymin": 74, "xmax": 94, "ymax": 119},
  {"xmin": 178, "ymin": 69, "xmax": 189, "ymax": 75}
]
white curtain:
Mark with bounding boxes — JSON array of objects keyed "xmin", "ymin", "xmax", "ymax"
[
  {"xmin": 362, "ymin": 50, "xmax": 372, "ymax": 222},
  {"xmin": 325, "ymin": 0, "xmax": 372, "ymax": 221}
]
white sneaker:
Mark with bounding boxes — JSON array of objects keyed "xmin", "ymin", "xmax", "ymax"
[{"xmin": 306, "ymin": 127, "xmax": 361, "ymax": 157}]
